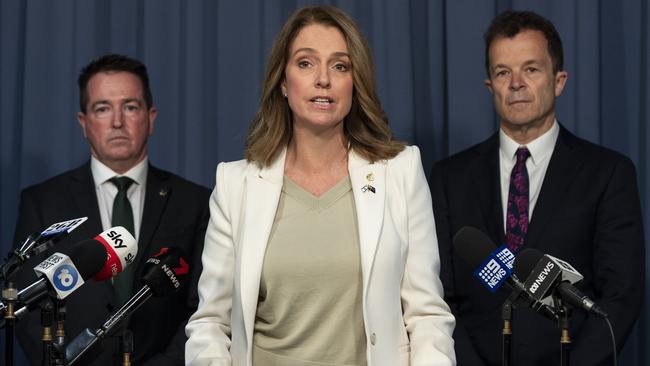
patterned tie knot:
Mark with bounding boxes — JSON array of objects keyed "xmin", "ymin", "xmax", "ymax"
[
  {"xmin": 110, "ymin": 176, "xmax": 134, "ymax": 192},
  {"xmin": 516, "ymin": 147, "xmax": 530, "ymax": 163}
]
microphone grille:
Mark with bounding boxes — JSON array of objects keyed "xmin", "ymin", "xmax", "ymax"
[
  {"xmin": 62, "ymin": 239, "xmax": 107, "ymax": 280},
  {"xmin": 513, "ymin": 248, "xmax": 545, "ymax": 280},
  {"xmin": 453, "ymin": 226, "xmax": 497, "ymax": 268},
  {"xmin": 141, "ymin": 247, "xmax": 190, "ymax": 297}
]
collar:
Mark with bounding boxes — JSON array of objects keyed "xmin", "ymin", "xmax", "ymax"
[
  {"xmin": 91, "ymin": 156, "xmax": 149, "ymax": 188},
  {"xmin": 256, "ymin": 146, "xmax": 376, "ymax": 183},
  {"xmin": 499, "ymin": 119, "xmax": 559, "ymax": 165}
]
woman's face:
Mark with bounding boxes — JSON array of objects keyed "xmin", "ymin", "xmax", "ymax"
[{"xmin": 282, "ymin": 23, "xmax": 353, "ymax": 133}]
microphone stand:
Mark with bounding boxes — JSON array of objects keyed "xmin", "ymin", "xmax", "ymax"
[
  {"xmin": 2, "ymin": 280, "xmax": 18, "ymax": 366},
  {"xmin": 51, "ymin": 299, "xmax": 67, "ymax": 365},
  {"xmin": 555, "ymin": 296, "xmax": 572, "ymax": 366},
  {"xmin": 120, "ymin": 329, "xmax": 133, "ymax": 366},
  {"xmin": 501, "ymin": 299, "xmax": 513, "ymax": 366},
  {"xmin": 39, "ymin": 299, "xmax": 54, "ymax": 366},
  {"xmin": 66, "ymin": 286, "xmax": 152, "ymax": 365}
]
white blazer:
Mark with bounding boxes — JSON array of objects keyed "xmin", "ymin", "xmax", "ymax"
[{"xmin": 186, "ymin": 145, "xmax": 456, "ymax": 366}]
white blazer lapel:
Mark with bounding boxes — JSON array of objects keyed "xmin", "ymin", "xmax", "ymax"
[
  {"xmin": 348, "ymin": 150, "xmax": 386, "ymax": 296},
  {"xmin": 239, "ymin": 150, "xmax": 285, "ymax": 349}
]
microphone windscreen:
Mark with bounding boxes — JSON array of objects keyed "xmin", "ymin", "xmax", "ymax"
[
  {"xmin": 453, "ymin": 226, "xmax": 497, "ymax": 268},
  {"xmin": 61, "ymin": 239, "xmax": 107, "ymax": 280},
  {"xmin": 513, "ymin": 248, "xmax": 545, "ymax": 280},
  {"xmin": 93, "ymin": 227, "xmax": 138, "ymax": 281},
  {"xmin": 141, "ymin": 247, "xmax": 190, "ymax": 297}
]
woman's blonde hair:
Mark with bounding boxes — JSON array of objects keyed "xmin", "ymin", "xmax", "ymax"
[{"xmin": 245, "ymin": 5, "xmax": 404, "ymax": 166}]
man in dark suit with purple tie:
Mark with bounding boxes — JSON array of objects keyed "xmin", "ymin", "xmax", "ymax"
[{"xmin": 430, "ymin": 11, "xmax": 644, "ymax": 365}]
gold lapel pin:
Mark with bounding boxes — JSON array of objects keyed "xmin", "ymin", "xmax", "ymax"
[
  {"xmin": 361, "ymin": 172, "xmax": 376, "ymax": 193},
  {"xmin": 159, "ymin": 189, "xmax": 168, "ymax": 197}
]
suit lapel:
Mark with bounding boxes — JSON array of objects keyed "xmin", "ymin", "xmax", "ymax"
[
  {"xmin": 68, "ymin": 163, "xmax": 103, "ymax": 238},
  {"xmin": 349, "ymin": 150, "xmax": 386, "ymax": 297},
  {"xmin": 525, "ymin": 127, "xmax": 579, "ymax": 249},
  {"xmin": 240, "ymin": 152, "xmax": 284, "ymax": 346},
  {"xmin": 137, "ymin": 165, "xmax": 170, "ymax": 271},
  {"xmin": 471, "ymin": 135, "xmax": 505, "ymax": 244}
]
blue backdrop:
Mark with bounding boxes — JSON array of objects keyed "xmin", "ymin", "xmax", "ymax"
[{"xmin": 1, "ymin": 0, "xmax": 648, "ymax": 364}]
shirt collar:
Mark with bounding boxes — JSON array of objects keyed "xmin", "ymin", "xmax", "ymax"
[
  {"xmin": 499, "ymin": 119, "xmax": 559, "ymax": 165},
  {"xmin": 91, "ymin": 156, "xmax": 149, "ymax": 188}
]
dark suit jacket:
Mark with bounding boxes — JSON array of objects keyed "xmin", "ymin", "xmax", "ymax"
[
  {"xmin": 430, "ymin": 126, "xmax": 644, "ymax": 365},
  {"xmin": 12, "ymin": 162, "xmax": 210, "ymax": 365}
]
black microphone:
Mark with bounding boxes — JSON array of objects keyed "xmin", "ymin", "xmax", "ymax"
[
  {"xmin": 0, "ymin": 227, "xmax": 137, "ymax": 323},
  {"xmin": 16, "ymin": 217, "xmax": 89, "ymax": 258},
  {"xmin": 65, "ymin": 247, "xmax": 190, "ymax": 365},
  {"xmin": 453, "ymin": 226, "xmax": 557, "ymax": 320},
  {"xmin": 514, "ymin": 248, "xmax": 608, "ymax": 318},
  {"xmin": 1, "ymin": 217, "xmax": 88, "ymax": 280}
]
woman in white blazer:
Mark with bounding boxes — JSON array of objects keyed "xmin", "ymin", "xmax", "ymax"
[{"xmin": 186, "ymin": 6, "xmax": 455, "ymax": 366}]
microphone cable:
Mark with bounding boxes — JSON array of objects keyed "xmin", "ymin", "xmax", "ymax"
[{"xmin": 604, "ymin": 316, "xmax": 617, "ymax": 366}]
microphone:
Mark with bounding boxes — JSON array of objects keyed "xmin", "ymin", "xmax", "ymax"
[
  {"xmin": 65, "ymin": 247, "xmax": 190, "ymax": 365},
  {"xmin": 0, "ymin": 227, "xmax": 137, "ymax": 322},
  {"xmin": 453, "ymin": 226, "xmax": 557, "ymax": 320},
  {"xmin": 514, "ymin": 248, "xmax": 608, "ymax": 318},
  {"xmin": 1, "ymin": 217, "xmax": 88, "ymax": 280}
]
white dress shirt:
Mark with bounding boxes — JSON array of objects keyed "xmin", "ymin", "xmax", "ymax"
[
  {"xmin": 90, "ymin": 156, "xmax": 148, "ymax": 240},
  {"xmin": 499, "ymin": 120, "xmax": 559, "ymax": 231}
]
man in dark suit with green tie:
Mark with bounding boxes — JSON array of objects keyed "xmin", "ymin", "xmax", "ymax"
[{"xmin": 13, "ymin": 54, "xmax": 210, "ymax": 365}]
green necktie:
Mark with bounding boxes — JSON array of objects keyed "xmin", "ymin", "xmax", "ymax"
[{"xmin": 110, "ymin": 176, "xmax": 135, "ymax": 306}]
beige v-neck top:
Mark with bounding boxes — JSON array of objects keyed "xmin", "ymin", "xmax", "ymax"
[{"xmin": 252, "ymin": 176, "xmax": 367, "ymax": 366}]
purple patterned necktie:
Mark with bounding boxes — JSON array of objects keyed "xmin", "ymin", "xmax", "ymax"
[{"xmin": 505, "ymin": 147, "xmax": 530, "ymax": 253}]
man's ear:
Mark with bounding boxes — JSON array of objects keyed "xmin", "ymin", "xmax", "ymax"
[
  {"xmin": 484, "ymin": 78, "xmax": 494, "ymax": 95},
  {"xmin": 148, "ymin": 106, "xmax": 157, "ymax": 136},
  {"xmin": 554, "ymin": 70, "xmax": 568, "ymax": 97},
  {"xmin": 77, "ymin": 112, "xmax": 89, "ymax": 138}
]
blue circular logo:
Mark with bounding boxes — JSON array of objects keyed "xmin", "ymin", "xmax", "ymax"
[{"xmin": 53, "ymin": 265, "xmax": 79, "ymax": 291}]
